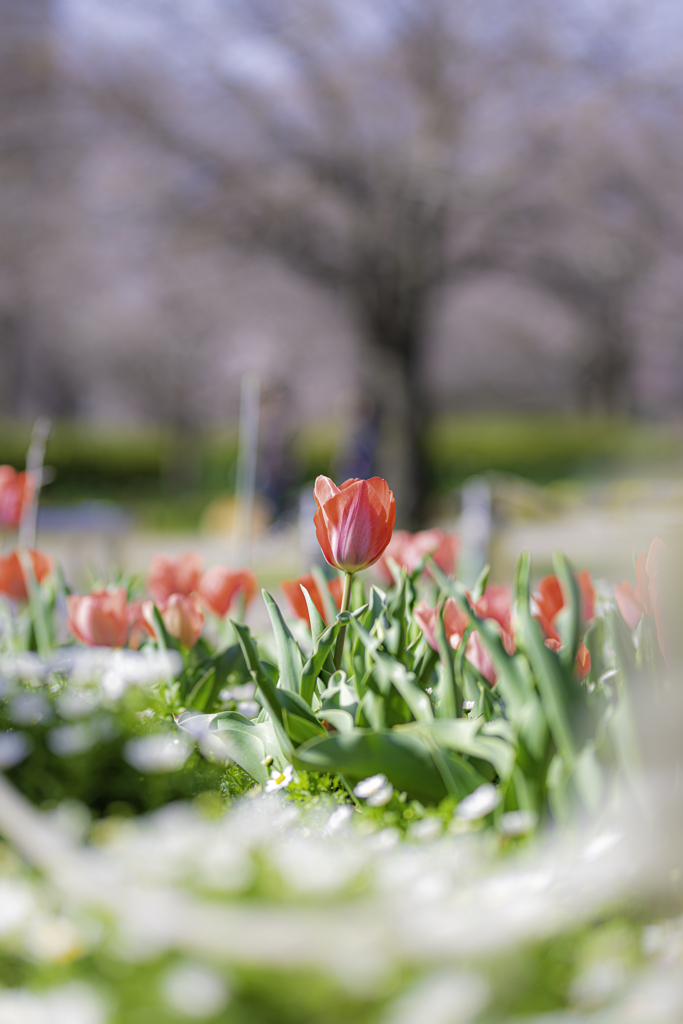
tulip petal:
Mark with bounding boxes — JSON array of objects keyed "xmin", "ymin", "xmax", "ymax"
[
  {"xmin": 615, "ymin": 581, "xmax": 645, "ymax": 631},
  {"xmin": 314, "ymin": 476, "xmax": 340, "ymax": 508}
]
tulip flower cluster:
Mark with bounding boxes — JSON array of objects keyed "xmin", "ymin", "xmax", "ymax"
[{"xmin": 64, "ymin": 553, "xmax": 258, "ymax": 651}]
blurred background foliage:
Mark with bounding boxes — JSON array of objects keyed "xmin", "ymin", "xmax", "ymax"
[{"xmin": 0, "ymin": 415, "xmax": 680, "ymax": 531}]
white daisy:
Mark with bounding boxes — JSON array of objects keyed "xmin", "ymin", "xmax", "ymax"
[{"xmin": 264, "ymin": 765, "xmax": 294, "ymax": 793}]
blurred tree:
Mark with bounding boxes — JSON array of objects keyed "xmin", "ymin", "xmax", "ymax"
[{"xmin": 70, "ymin": 0, "xmax": 535, "ymax": 521}]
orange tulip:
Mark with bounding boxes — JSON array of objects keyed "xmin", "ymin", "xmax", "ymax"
[
  {"xmin": 0, "ymin": 549, "xmax": 54, "ymax": 601},
  {"xmin": 147, "ymin": 552, "xmax": 203, "ymax": 604},
  {"xmin": 280, "ymin": 573, "xmax": 343, "ymax": 626},
  {"xmin": 545, "ymin": 637, "xmax": 592, "ymax": 680},
  {"xmin": 198, "ymin": 566, "xmax": 258, "ymax": 618},
  {"xmin": 376, "ymin": 528, "xmax": 460, "ymax": 583},
  {"xmin": 67, "ymin": 588, "xmax": 129, "ymax": 647},
  {"xmin": 615, "ymin": 537, "xmax": 666, "ymax": 660},
  {"xmin": 533, "ymin": 569, "xmax": 595, "ymax": 644},
  {"xmin": 313, "ymin": 475, "xmax": 396, "ymax": 574},
  {"xmin": 144, "ymin": 593, "xmax": 204, "ymax": 648},
  {"xmin": 0, "ymin": 466, "xmax": 34, "ymax": 528}
]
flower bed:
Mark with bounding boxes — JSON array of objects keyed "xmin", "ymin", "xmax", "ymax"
[{"xmin": 0, "ymin": 468, "xmax": 680, "ymax": 1022}]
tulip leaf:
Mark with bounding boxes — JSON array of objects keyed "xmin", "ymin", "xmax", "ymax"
[
  {"xmin": 310, "ymin": 565, "xmax": 339, "ymax": 627},
  {"xmin": 233, "ymin": 620, "xmax": 292, "ymax": 755},
  {"xmin": 300, "ymin": 622, "xmax": 339, "ymax": 706},
  {"xmin": 263, "ymin": 590, "xmax": 304, "ymax": 693},
  {"xmin": 210, "ymin": 711, "xmax": 284, "ymax": 784},
  {"xmin": 435, "ymin": 601, "xmax": 462, "ymax": 719},
  {"xmin": 514, "ymin": 555, "xmax": 581, "ymax": 764},
  {"xmin": 300, "ymin": 585, "xmax": 327, "ymax": 644},
  {"xmin": 552, "ymin": 552, "xmax": 582, "ymax": 668},
  {"xmin": 411, "ymin": 719, "xmax": 515, "ymax": 781},
  {"xmin": 293, "ymin": 728, "xmax": 486, "ymax": 803}
]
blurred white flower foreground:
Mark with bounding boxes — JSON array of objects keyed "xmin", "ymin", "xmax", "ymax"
[{"xmin": 0, "ymin": 766, "xmax": 681, "ymax": 1024}]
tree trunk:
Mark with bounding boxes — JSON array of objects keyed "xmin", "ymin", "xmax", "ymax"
[
  {"xmin": 578, "ymin": 299, "xmax": 634, "ymax": 414},
  {"xmin": 360, "ymin": 334, "xmax": 426, "ymax": 529}
]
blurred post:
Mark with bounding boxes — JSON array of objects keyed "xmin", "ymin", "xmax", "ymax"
[
  {"xmin": 19, "ymin": 417, "xmax": 52, "ymax": 550},
  {"xmin": 458, "ymin": 476, "xmax": 492, "ymax": 588},
  {"xmin": 232, "ymin": 374, "xmax": 260, "ymax": 563}
]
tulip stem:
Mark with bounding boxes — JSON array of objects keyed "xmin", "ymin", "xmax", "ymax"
[{"xmin": 334, "ymin": 571, "xmax": 354, "ymax": 671}]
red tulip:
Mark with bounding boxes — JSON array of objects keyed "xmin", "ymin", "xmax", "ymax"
[
  {"xmin": 615, "ymin": 537, "xmax": 666, "ymax": 660},
  {"xmin": 198, "ymin": 566, "xmax": 258, "ymax": 618},
  {"xmin": 147, "ymin": 552, "xmax": 203, "ymax": 604},
  {"xmin": 0, "ymin": 549, "xmax": 54, "ymax": 601},
  {"xmin": 545, "ymin": 637, "xmax": 592, "ymax": 680},
  {"xmin": 533, "ymin": 570, "xmax": 595, "ymax": 643},
  {"xmin": 0, "ymin": 467, "xmax": 34, "ymax": 528},
  {"xmin": 313, "ymin": 476, "xmax": 396, "ymax": 574},
  {"xmin": 67, "ymin": 588, "xmax": 129, "ymax": 647},
  {"xmin": 376, "ymin": 529, "xmax": 460, "ymax": 583},
  {"xmin": 144, "ymin": 593, "xmax": 204, "ymax": 648},
  {"xmin": 280, "ymin": 572, "xmax": 343, "ymax": 626}
]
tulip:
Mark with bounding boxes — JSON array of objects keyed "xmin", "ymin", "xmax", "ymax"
[
  {"xmin": 544, "ymin": 637, "xmax": 592, "ymax": 681},
  {"xmin": 0, "ymin": 549, "xmax": 54, "ymax": 601},
  {"xmin": 280, "ymin": 573, "xmax": 343, "ymax": 627},
  {"xmin": 615, "ymin": 537, "xmax": 666, "ymax": 661},
  {"xmin": 314, "ymin": 475, "xmax": 396, "ymax": 668},
  {"xmin": 376, "ymin": 529, "xmax": 459, "ymax": 583},
  {"xmin": 147, "ymin": 552, "xmax": 204, "ymax": 605},
  {"xmin": 144, "ymin": 593, "xmax": 204, "ymax": 648},
  {"xmin": 198, "ymin": 566, "xmax": 258, "ymax": 618},
  {"xmin": 314, "ymin": 476, "xmax": 396, "ymax": 575},
  {"xmin": 0, "ymin": 466, "xmax": 34, "ymax": 528},
  {"xmin": 67, "ymin": 587, "xmax": 129, "ymax": 647},
  {"xmin": 533, "ymin": 569, "xmax": 595, "ymax": 644}
]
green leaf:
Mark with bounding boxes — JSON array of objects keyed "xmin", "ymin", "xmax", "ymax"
[
  {"xmin": 552, "ymin": 552, "xmax": 582, "ymax": 669},
  {"xmin": 263, "ymin": 590, "xmax": 304, "ymax": 693},
  {"xmin": 310, "ymin": 565, "xmax": 339, "ymax": 627},
  {"xmin": 413, "ymin": 719, "xmax": 515, "ymax": 781},
  {"xmin": 435, "ymin": 601, "xmax": 462, "ymax": 719},
  {"xmin": 294, "ymin": 728, "xmax": 485, "ymax": 803},
  {"xmin": 210, "ymin": 711, "xmax": 284, "ymax": 784},
  {"xmin": 515, "ymin": 558, "xmax": 581, "ymax": 763},
  {"xmin": 300, "ymin": 622, "xmax": 339, "ymax": 706},
  {"xmin": 316, "ymin": 708, "xmax": 355, "ymax": 733},
  {"xmin": 300, "ymin": 585, "xmax": 327, "ymax": 643}
]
